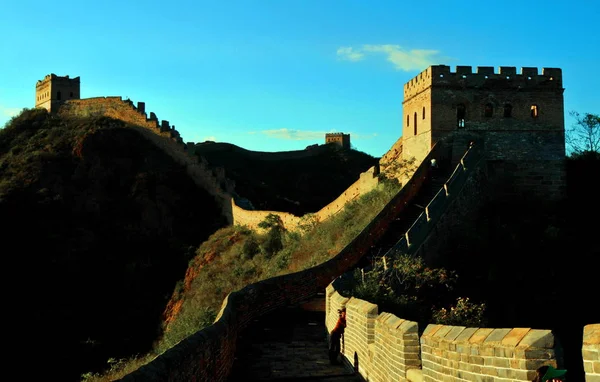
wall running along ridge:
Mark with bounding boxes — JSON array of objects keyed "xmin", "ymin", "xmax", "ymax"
[
  {"xmin": 231, "ymin": 165, "xmax": 380, "ymax": 233},
  {"xmin": 58, "ymin": 97, "xmax": 235, "ymax": 222},
  {"xmin": 115, "ymin": 136, "xmax": 438, "ymax": 381}
]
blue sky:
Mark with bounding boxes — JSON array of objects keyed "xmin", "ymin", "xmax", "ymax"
[{"xmin": 1, "ymin": 0, "xmax": 598, "ymax": 158}]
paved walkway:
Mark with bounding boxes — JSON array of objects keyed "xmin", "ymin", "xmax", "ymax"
[{"xmin": 227, "ymin": 298, "xmax": 361, "ymax": 382}]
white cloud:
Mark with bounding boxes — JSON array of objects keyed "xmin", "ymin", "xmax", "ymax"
[
  {"xmin": 336, "ymin": 44, "xmax": 444, "ymax": 71},
  {"xmin": 260, "ymin": 128, "xmax": 325, "ymax": 141},
  {"xmin": 203, "ymin": 136, "xmax": 217, "ymax": 142},
  {"xmin": 336, "ymin": 47, "xmax": 365, "ymax": 62}
]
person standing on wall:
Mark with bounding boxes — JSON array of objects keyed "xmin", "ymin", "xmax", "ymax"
[{"xmin": 329, "ymin": 307, "xmax": 346, "ymax": 365}]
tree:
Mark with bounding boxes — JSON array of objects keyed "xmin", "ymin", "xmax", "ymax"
[
  {"xmin": 258, "ymin": 214, "xmax": 285, "ymax": 258},
  {"xmin": 566, "ymin": 111, "xmax": 600, "ymax": 156}
]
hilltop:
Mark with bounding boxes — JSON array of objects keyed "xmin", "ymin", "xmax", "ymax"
[{"xmin": 193, "ymin": 141, "xmax": 379, "ymax": 216}]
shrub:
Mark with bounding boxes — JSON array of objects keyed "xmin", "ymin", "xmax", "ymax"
[
  {"xmin": 241, "ymin": 235, "xmax": 260, "ymax": 260},
  {"xmin": 431, "ymin": 297, "xmax": 487, "ymax": 327}
]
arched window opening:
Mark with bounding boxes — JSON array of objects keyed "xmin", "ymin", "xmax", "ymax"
[
  {"xmin": 57, "ymin": 91, "xmax": 62, "ymax": 100},
  {"xmin": 70, "ymin": 92, "xmax": 73, "ymax": 98},
  {"xmin": 407, "ymin": 115, "xmax": 410, "ymax": 127},
  {"xmin": 457, "ymin": 104, "xmax": 466, "ymax": 128},
  {"xmin": 531, "ymin": 104, "xmax": 539, "ymax": 118},
  {"xmin": 484, "ymin": 103, "xmax": 493, "ymax": 118},
  {"xmin": 504, "ymin": 104, "xmax": 512, "ymax": 118},
  {"xmin": 422, "ymin": 106, "xmax": 426, "ymax": 120},
  {"xmin": 414, "ymin": 112, "xmax": 418, "ymax": 135}
]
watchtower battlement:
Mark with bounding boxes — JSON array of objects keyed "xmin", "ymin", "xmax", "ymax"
[
  {"xmin": 325, "ymin": 132, "xmax": 351, "ymax": 149},
  {"xmin": 35, "ymin": 73, "xmax": 81, "ymax": 112},
  {"xmin": 403, "ymin": 65, "xmax": 562, "ymax": 101}
]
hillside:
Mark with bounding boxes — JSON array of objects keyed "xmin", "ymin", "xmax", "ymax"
[
  {"xmin": 193, "ymin": 141, "xmax": 379, "ymax": 216},
  {"xmin": 0, "ymin": 109, "xmax": 381, "ymax": 381},
  {"xmin": 0, "ymin": 109, "xmax": 227, "ymax": 381}
]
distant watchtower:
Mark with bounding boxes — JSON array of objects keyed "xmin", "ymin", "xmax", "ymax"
[
  {"xmin": 401, "ymin": 65, "xmax": 565, "ymax": 199},
  {"xmin": 35, "ymin": 74, "xmax": 80, "ymax": 112},
  {"xmin": 325, "ymin": 133, "xmax": 351, "ymax": 149}
]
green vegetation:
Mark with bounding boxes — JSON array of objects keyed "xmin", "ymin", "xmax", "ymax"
[
  {"xmin": 81, "ymin": 174, "xmax": 402, "ymax": 381},
  {"xmin": 337, "ymin": 254, "xmax": 487, "ymax": 331},
  {"xmin": 4, "ymin": 107, "xmax": 597, "ymax": 382},
  {"xmin": 0, "ymin": 108, "xmax": 396, "ymax": 382},
  {"xmin": 1, "ymin": 109, "xmax": 226, "ymax": 382}
]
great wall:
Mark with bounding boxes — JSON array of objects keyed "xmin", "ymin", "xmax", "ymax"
[{"xmin": 32, "ymin": 68, "xmax": 598, "ymax": 381}]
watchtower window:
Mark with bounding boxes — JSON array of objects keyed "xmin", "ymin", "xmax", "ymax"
[
  {"xmin": 414, "ymin": 112, "xmax": 418, "ymax": 135},
  {"xmin": 530, "ymin": 104, "xmax": 539, "ymax": 118},
  {"xmin": 504, "ymin": 104, "xmax": 512, "ymax": 118},
  {"xmin": 422, "ymin": 107, "xmax": 425, "ymax": 119},
  {"xmin": 57, "ymin": 91, "xmax": 61, "ymax": 100},
  {"xmin": 457, "ymin": 104, "xmax": 466, "ymax": 128},
  {"xmin": 407, "ymin": 115, "xmax": 409, "ymax": 127},
  {"xmin": 484, "ymin": 103, "xmax": 493, "ymax": 118},
  {"xmin": 70, "ymin": 92, "xmax": 73, "ymax": 98}
]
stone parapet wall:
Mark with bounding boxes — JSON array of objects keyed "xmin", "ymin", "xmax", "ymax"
[
  {"xmin": 343, "ymin": 297, "xmax": 379, "ymax": 378},
  {"xmin": 232, "ymin": 165, "xmax": 380, "ymax": 232},
  {"xmin": 59, "ymin": 97, "xmax": 235, "ymax": 222},
  {"xmin": 371, "ymin": 313, "xmax": 421, "ymax": 382},
  {"xmin": 379, "ymin": 136, "xmax": 403, "ymax": 172},
  {"xmin": 326, "ymin": 288, "xmax": 422, "ymax": 382},
  {"xmin": 421, "ymin": 325, "xmax": 559, "ymax": 381},
  {"xmin": 583, "ymin": 324, "xmax": 600, "ymax": 382},
  {"xmin": 117, "ymin": 130, "xmax": 438, "ymax": 382},
  {"xmin": 231, "ymin": 199, "xmax": 304, "ymax": 232},
  {"xmin": 327, "ymin": 282, "xmax": 586, "ymax": 382}
]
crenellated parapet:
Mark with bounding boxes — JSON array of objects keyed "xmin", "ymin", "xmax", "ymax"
[
  {"xmin": 325, "ymin": 132, "xmax": 351, "ymax": 149},
  {"xmin": 57, "ymin": 96, "xmax": 235, "ymax": 222},
  {"xmin": 35, "ymin": 73, "xmax": 81, "ymax": 112},
  {"xmin": 403, "ymin": 65, "xmax": 562, "ymax": 102}
]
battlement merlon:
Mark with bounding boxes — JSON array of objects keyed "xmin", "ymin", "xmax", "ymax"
[
  {"xmin": 403, "ymin": 65, "xmax": 563, "ymax": 101},
  {"xmin": 36, "ymin": 74, "xmax": 80, "ymax": 88}
]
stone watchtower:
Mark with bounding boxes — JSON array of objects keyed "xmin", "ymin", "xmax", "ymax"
[
  {"xmin": 325, "ymin": 133, "xmax": 351, "ymax": 149},
  {"xmin": 35, "ymin": 73, "xmax": 80, "ymax": 112},
  {"xmin": 401, "ymin": 65, "xmax": 565, "ymax": 200}
]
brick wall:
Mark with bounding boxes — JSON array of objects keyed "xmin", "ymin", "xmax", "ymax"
[
  {"xmin": 343, "ymin": 298, "xmax": 378, "ymax": 378},
  {"xmin": 117, "ymin": 134, "xmax": 436, "ymax": 382},
  {"xmin": 583, "ymin": 324, "xmax": 600, "ymax": 381},
  {"xmin": 371, "ymin": 313, "xmax": 421, "ymax": 382},
  {"xmin": 231, "ymin": 165, "xmax": 380, "ymax": 232},
  {"xmin": 59, "ymin": 97, "xmax": 235, "ymax": 222},
  {"xmin": 326, "ymin": 283, "xmax": 594, "ymax": 382},
  {"xmin": 420, "ymin": 325, "xmax": 561, "ymax": 381}
]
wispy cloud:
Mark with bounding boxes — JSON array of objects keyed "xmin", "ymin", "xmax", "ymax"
[
  {"xmin": 336, "ymin": 47, "xmax": 365, "ymax": 62},
  {"xmin": 260, "ymin": 128, "xmax": 326, "ymax": 141},
  {"xmin": 336, "ymin": 44, "xmax": 444, "ymax": 71}
]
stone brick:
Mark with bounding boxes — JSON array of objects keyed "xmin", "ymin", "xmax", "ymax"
[
  {"xmin": 502, "ymin": 328, "xmax": 531, "ymax": 346},
  {"xmin": 517, "ymin": 329, "xmax": 554, "ymax": 348},
  {"xmin": 469, "ymin": 328, "xmax": 494, "ymax": 344}
]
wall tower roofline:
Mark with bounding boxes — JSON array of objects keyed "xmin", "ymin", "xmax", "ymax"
[{"xmin": 403, "ymin": 65, "xmax": 563, "ymax": 102}]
